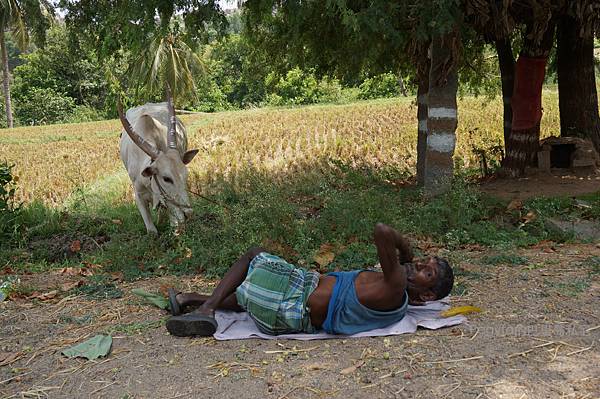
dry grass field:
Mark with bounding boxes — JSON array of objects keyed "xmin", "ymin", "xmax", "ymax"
[
  {"xmin": 0, "ymin": 92, "xmax": 561, "ymax": 207},
  {"xmin": 2, "ymin": 92, "xmax": 600, "ymax": 399}
]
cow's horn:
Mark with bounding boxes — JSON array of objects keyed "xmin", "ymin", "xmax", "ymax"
[
  {"xmin": 117, "ymin": 99, "xmax": 161, "ymax": 160},
  {"xmin": 166, "ymin": 85, "xmax": 177, "ymax": 150}
]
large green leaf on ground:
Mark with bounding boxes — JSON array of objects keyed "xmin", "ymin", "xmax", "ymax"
[
  {"xmin": 132, "ymin": 288, "xmax": 169, "ymax": 310},
  {"xmin": 61, "ymin": 335, "xmax": 112, "ymax": 360}
]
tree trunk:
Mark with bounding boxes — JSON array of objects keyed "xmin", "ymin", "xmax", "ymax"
[
  {"xmin": 557, "ymin": 15, "xmax": 600, "ymax": 153},
  {"xmin": 416, "ymin": 63, "xmax": 429, "ymax": 185},
  {"xmin": 424, "ymin": 31, "xmax": 459, "ymax": 197},
  {"xmin": 0, "ymin": 30, "xmax": 14, "ymax": 129},
  {"xmin": 398, "ymin": 73, "xmax": 408, "ymax": 97},
  {"xmin": 501, "ymin": 22, "xmax": 555, "ymax": 177},
  {"xmin": 495, "ymin": 39, "xmax": 515, "ymax": 147}
]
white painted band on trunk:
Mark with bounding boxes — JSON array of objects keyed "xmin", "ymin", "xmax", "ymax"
[
  {"xmin": 418, "ymin": 94, "xmax": 428, "ymax": 105},
  {"xmin": 427, "ymin": 132, "xmax": 456, "ymax": 153},
  {"xmin": 506, "ymin": 151, "xmax": 527, "ymax": 160},
  {"xmin": 418, "ymin": 120, "xmax": 428, "ymax": 132},
  {"xmin": 428, "ymin": 107, "xmax": 457, "ymax": 119},
  {"xmin": 510, "ymin": 132, "xmax": 538, "ymax": 143}
]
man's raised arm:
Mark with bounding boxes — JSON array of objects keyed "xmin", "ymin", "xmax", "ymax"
[{"xmin": 373, "ymin": 223, "xmax": 413, "ymax": 287}]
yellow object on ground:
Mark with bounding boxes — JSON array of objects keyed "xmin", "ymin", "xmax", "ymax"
[{"xmin": 440, "ymin": 306, "xmax": 482, "ymax": 317}]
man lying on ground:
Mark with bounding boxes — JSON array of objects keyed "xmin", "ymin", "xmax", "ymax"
[{"xmin": 166, "ymin": 223, "xmax": 454, "ymax": 337}]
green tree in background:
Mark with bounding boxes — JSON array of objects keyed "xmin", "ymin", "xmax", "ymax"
[
  {"xmin": 243, "ymin": 0, "xmax": 465, "ymax": 195},
  {"xmin": 61, "ymin": 0, "xmax": 227, "ymax": 106},
  {"xmin": 0, "ymin": 0, "xmax": 53, "ymax": 128},
  {"xmin": 12, "ymin": 25, "xmax": 108, "ymax": 124}
]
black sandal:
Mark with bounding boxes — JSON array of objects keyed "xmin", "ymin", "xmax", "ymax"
[
  {"xmin": 166, "ymin": 312, "xmax": 218, "ymax": 337},
  {"xmin": 168, "ymin": 288, "xmax": 182, "ymax": 316}
]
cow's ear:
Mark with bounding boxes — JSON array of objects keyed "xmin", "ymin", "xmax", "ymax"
[
  {"xmin": 142, "ymin": 166, "xmax": 157, "ymax": 177},
  {"xmin": 182, "ymin": 149, "xmax": 199, "ymax": 165}
]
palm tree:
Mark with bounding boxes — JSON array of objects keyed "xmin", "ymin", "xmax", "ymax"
[
  {"xmin": 0, "ymin": 0, "xmax": 28, "ymax": 128},
  {"xmin": 129, "ymin": 25, "xmax": 204, "ymax": 106},
  {"xmin": 0, "ymin": 0, "xmax": 52, "ymax": 128}
]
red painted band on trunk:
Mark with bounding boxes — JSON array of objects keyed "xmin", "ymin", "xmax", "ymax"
[{"xmin": 511, "ymin": 56, "xmax": 547, "ymax": 130}]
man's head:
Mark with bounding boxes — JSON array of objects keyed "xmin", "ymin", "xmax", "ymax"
[{"xmin": 405, "ymin": 256, "xmax": 454, "ymax": 305}]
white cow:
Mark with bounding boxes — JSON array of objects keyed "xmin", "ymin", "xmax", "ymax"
[{"xmin": 118, "ymin": 100, "xmax": 199, "ymax": 234}]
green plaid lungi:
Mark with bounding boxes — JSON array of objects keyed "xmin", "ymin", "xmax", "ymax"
[{"xmin": 235, "ymin": 252, "xmax": 320, "ymax": 335}]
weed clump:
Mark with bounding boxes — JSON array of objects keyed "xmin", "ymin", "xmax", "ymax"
[{"xmin": 0, "ymin": 161, "xmax": 21, "ymax": 245}]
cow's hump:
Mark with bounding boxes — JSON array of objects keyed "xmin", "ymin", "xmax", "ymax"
[{"xmin": 126, "ymin": 102, "xmax": 170, "ymax": 127}]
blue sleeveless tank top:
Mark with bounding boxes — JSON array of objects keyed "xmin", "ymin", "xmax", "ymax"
[{"xmin": 322, "ymin": 270, "xmax": 409, "ymax": 335}]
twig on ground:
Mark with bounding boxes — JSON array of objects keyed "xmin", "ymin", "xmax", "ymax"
[
  {"xmin": 444, "ymin": 382, "xmax": 461, "ymax": 397},
  {"xmin": 585, "ymin": 325, "xmax": 600, "ymax": 332},
  {"xmin": 6, "ymin": 385, "xmax": 60, "ymax": 399},
  {"xmin": 90, "ymin": 380, "xmax": 117, "ymax": 395},
  {"xmin": 566, "ymin": 343, "xmax": 593, "ymax": 356},
  {"xmin": 0, "ymin": 371, "xmax": 32, "ymax": 385},
  {"xmin": 278, "ymin": 386, "xmax": 299, "ymax": 399},
  {"xmin": 264, "ymin": 345, "xmax": 319, "ymax": 354},
  {"xmin": 548, "ymin": 344, "xmax": 561, "ymax": 362},
  {"xmin": 469, "ymin": 329, "xmax": 479, "ymax": 340},
  {"xmin": 508, "ymin": 341, "xmax": 555, "ymax": 358},
  {"xmin": 425, "ymin": 355, "xmax": 484, "ymax": 364},
  {"xmin": 379, "ymin": 368, "xmax": 407, "ymax": 379}
]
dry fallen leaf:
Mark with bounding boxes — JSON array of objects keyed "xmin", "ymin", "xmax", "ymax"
[
  {"xmin": 0, "ymin": 351, "xmax": 24, "ymax": 367},
  {"xmin": 506, "ymin": 199, "xmax": 523, "ymax": 211},
  {"xmin": 261, "ymin": 238, "xmax": 299, "ymax": 258},
  {"xmin": 159, "ymin": 284, "xmax": 170, "ymax": 297},
  {"xmin": 110, "ymin": 272, "xmax": 124, "ymax": 282},
  {"xmin": 305, "ymin": 363, "xmax": 329, "ymax": 371},
  {"xmin": 60, "ymin": 280, "xmax": 83, "ymax": 292},
  {"xmin": 69, "ymin": 240, "xmax": 81, "ymax": 253},
  {"xmin": 314, "ymin": 243, "xmax": 336, "ymax": 267},
  {"xmin": 58, "ymin": 267, "xmax": 94, "ymax": 277},
  {"xmin": 28, "ymin": 290, "xmax": 58, "ymax": 301},
  {"xmin": 340, "ymin": 360, "xmax": 365, "ymax": 375},
  {"xmin": 521, "ymin": 211, "xmax": 537, "ymax": 224}
]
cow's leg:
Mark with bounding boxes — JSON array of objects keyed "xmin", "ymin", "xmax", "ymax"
[{"xmin": 135, "ymin": 192, "xmax": 158, "ymax": 234}]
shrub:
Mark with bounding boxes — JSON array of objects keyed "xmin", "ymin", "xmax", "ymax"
[
  {"xmin": 15, "ymin": 87, "xmax": 76, "ymax": 125},
  {"xmin": 0, "ymin": 162, "xmax": 21, "ymax": 243},
  {"xmin": 358, "ymin": 73, "xmax": 401, "ymax": 100},
  {"xmin": 265, "ymin": 68, "xmax": 342, "ymax": 106},
  {"xmin": 192, "ymin": 78, "xmax": 230, "ymax": 112},
  {"xmin": 64, "ymin": 105, "xmax": 106, "ymax": 123}
]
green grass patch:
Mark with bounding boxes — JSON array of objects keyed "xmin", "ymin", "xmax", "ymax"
[
  {"xmin": 555, "ymin": 279, "xmax": 591, "ymax": 297},
  {"xmin": 75, "ymin": 275, "xmax": 123, "ymax": 300},
  {"xmin": 481, "ymin": 253, "xmax": 529, "ymax": 266},
  {"xmin": 585, "ymin": 256, "xmax": 600, "ymax": 276},
  {"xmin": 1, "ymin": 160, "xmax": 583, "ymax": 280}
]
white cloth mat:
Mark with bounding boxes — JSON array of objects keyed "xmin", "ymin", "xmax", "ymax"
[{"xmin": 213, "ymin": 299, "xmax": 466, "ymax": 340}]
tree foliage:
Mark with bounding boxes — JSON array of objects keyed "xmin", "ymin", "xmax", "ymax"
[
  {"xmin": 358, "ymin": 73, "xmax": 402, "ymax": 100},
  {"xmin": 265, "ymin": 67, "xmax": 341, "ymax": 106},
  {"xmin": 243, "ymin": 0, "xmax": 415, "ymax": 83},
  {"xmin": 60, "ymin": 0, "xmax": 227, "ymax": 102},
  {"xmin": 12, "ymin": 26, "xmax": 107, "ymax": 109}
]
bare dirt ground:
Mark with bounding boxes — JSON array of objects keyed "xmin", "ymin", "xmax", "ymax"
[
  {"xmin": 480, "ymin": 170, "xmax": 600, "ymax": 200},
  {"xmin": 1, "ymin": 243, "xmax": 599, "ymax": 399}
]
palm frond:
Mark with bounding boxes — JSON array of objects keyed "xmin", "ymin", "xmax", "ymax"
[
  {"xmin": 0, "ymin": 0, "xmax": 29, "ymax": 50},
  {"xmin": 130, "ymin": 27, "xmax": 205, "ymax": 104}
]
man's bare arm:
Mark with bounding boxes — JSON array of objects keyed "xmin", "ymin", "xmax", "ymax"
[{"xmin": 373, "ymin": 223, "xmax": 412, "ymax": 288}]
